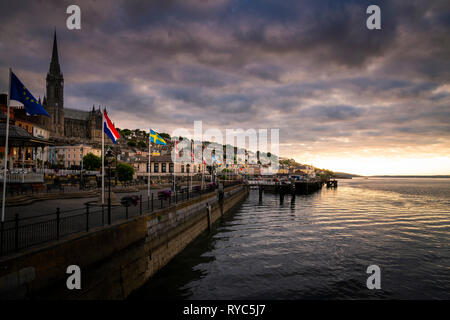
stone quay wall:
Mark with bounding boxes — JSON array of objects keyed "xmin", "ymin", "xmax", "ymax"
[{"xmin": 0, "ymin": 184, "xmax": 248, "ymax": 299}]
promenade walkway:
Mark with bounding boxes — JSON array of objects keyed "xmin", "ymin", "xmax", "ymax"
[{"xmin": 0, "ymin": 181, "xmax": 241, "ymax": 258}]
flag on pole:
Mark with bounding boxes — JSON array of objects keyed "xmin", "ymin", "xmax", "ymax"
[
  {"xmin": 9, "ymin": 71, "xmax": 50, "ymax": 117},
  {"xmin": 103, "ymin": 110, "xmax": 120, "ymax": 144},
  {"xmin": 212, "ymin": 154, "xmax": 221, "ymax": 165},
  {"xmin": 150, "ymin": 129, "xmax": 167, "ymax": 145}
]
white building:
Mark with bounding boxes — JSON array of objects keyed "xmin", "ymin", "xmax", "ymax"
[
  {"xmin": 32, "ymin": 125, "xmax": 50, "ymax": 140},
  {"xmin": 48, "ymin": 144, "xmax": 102, "ymax": 168}
]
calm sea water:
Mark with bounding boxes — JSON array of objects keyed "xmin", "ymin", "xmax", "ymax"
[{"xmin": 130, "ymin": 178, "xmax": 450, "ymax": 300}]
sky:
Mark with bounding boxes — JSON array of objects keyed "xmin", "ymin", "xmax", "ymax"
[{"xmin": 0, "ymin": 0, "xmax": 449, "ymax": 175}]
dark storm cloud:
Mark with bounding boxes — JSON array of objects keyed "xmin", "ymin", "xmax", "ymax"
[
  {"xmin": 300, "ymin": 105, "xmax": 365, "ymax": 121},
  {"xmin": 0, "ymin": 0, "xmax": 449, "ymax": 162}
]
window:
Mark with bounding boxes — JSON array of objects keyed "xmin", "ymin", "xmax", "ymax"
[
  {"xmin": 154, "ymin": 163, "xmax": 159, "ymax": 173},
  {"xmin": 181, "ymin": 165, "xmax": 184, "ymax": 173},
  {"xmin": 186, "ymin": 164, "xmax": 190, "ymax": 173},
  {"xmin": 162, "ymin": 163, "xmax": 166, "ymax": 173},
  {"xmin": 169, "ymin": 163, "xmax": 174, "ymax": 173}
]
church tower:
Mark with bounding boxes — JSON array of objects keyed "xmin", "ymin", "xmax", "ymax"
[{"xmin": 46, "ymin": 31, "xmax": 64, "ymax": 138}]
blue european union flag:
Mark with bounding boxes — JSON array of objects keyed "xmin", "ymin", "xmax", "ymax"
[{"xmin": 9, "ymin": 71, "xmax": 50, "ymax": 117}]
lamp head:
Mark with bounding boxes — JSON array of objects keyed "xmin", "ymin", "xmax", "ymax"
[{"xmin": 106, "ymin": 149, "xmax": 114, "ymax": 164}]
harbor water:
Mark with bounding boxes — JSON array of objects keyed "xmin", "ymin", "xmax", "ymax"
[{"xmin": 130, "ymin": 178, "xmax": 450, "ymax": 300}]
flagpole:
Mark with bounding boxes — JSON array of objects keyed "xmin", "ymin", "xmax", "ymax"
[
  {"xmin": 101, "ymin": 107, "xmax": 105, "ymax": 205},
  {"xmin": 2, "ymin": 68, "xmax": 11, "ymax": 222},
  {"xmin": 190, "ymin": 140, "xmax": 193, "ymax": 192},
  {"xmin": 148, "ymin": 130, "xmax": 151, "ymax": 198},
  {"xmin": 201, "ymin": 163, "xmax": 204, "ymax": 190},
  {"xmin": 173, "ymin": 141, "xmax": 177, "ymax": 191}
]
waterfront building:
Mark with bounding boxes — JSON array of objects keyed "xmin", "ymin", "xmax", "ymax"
[{"xmin": 47, "ymin": 144, "xmax": 101, "ymax": 169}]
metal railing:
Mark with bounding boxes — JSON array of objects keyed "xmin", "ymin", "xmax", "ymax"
[
  {"xmin": 0, "ymin": 180, "xmax": 242, "ymax": 257},
  {"xmin": 0, "ymin": 173, "xmax": 44, "ymax": 183}
]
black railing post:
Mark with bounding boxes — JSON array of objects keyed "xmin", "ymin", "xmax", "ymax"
[
  {"xmin": 0, "ymin": 221, "xmax": 4, "ymax": 256},
  {"xmin": 160, "ymin": 197, "xmax": 163, "ymax": 209},
  {"xmin": 151, "ymin": 193, "xmax": 154, "ymax": 211},
  {"xmin": 108, "ymin": 203, "xmax": 111, "ymax": 225},
  {"xmin": 102, "ymin": 205, "xmax": 105, "ymax": 226},
  {"xmin": 14, "ymin": 213, "xmax": 19, "ymax": 252},
  {"xmin": 140, "ymin": 195, "xmax": 142, "ymax": 215},
  {"xmin": 147, "ymin": 196, "xmax": 150, "ymax": 210},
  {"xmin": 85, "ymin": 204, "xmax": 90, "ymax": 232},
  {"xmin": 175, "ymin": 190, "xmax": 177, "ymax": 203},
  {"xmin": 126, "ymin": 205, "xmax": 129, "ymax": 220},
  {"xmin": 56, "ymin": 207, "xmax": 60, "ymax": 240}
]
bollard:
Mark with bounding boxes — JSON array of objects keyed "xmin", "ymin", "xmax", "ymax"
[{"xmin": 56, "ymin": 207, "xmax": 61, "ymax": 240}]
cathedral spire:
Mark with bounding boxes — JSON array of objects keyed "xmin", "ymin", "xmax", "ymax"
[{"xmin": 49, "ymin": 30, "xmax": 61, "ymax": 76}]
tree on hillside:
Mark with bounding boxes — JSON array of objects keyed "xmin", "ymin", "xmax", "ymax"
[
  {"xmin": 159, "ymin": 132, "xmax": 171, "ymax": 141},
  {"xmin": 121, "ymin": 129, "xmax": 132, "ymax": 136},
  {"xmin": 138, "ymin": 141, "xmax": 147, "ymax": 149},
  {"xmin": 83, "ymin": 153, "xmax": 101, "ymax": 170}
]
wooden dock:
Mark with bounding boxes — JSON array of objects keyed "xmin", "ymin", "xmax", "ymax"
[
  {"xmin": 246, "ymin": 179, "xmax": 326, "ymax": 195},
  {"xmin": 326, "ymin": 180, "xmax": 338, "ymax": 188}
]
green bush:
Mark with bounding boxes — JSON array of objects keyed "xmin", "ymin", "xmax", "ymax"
[
  {"xmin": 83, "ymin": 153, "xmax": 101, "ymax": 170},
  {"xmin": 117, "ymin": 162, "xmax": 135, "ymax": 181}
]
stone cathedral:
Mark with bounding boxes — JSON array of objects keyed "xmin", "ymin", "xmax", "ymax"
[{"xmin": 36, "ymin": 31, "xmax": 104, "ymax": 143}]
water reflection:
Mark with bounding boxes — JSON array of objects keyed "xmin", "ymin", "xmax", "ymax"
[{"xmin": 130, "ymin": 178, "xmax": 450, "ymax": 300}]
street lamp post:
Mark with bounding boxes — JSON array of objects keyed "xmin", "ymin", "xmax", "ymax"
[
  {"xmin": 114, "ymin": 146, "xmax": 118, "ymax": 186},
  {"xmin": 80, "ymin": 147, "xmax": 83, "ymax": 190},
  {"xmin": 106, "ymin": 149, "xmax": 113, "ymax": 224}
]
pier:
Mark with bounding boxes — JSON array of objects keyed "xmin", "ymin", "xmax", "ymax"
[
  {"xmin": 247, "ymin": 178, "xmax": 326, "ymax": 195},
  {"xmin": 326, "ymin": 180, "xmax": 338, "ymax": 188}
]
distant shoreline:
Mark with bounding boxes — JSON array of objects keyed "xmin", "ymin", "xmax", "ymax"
[{"xmin": 364, "ymin": 175, "xmax": 450, "ymax": 179}]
